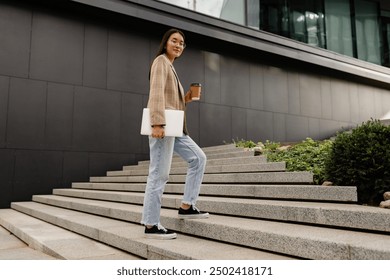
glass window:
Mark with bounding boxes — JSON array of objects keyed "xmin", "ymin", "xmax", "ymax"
[
  {"xmin": 247, "ymin": 0, "xmax": 260, "ymax": 29},
  {"xmin": 324, "ymin": 0, "xmax": 354, "ymax": 57},
  {"xmin": 220, "ymin": 0, "xmax": 246, "ymax": 25},
  {"xmin": 355, "ymin": 0, "xmax": 382, "ymax": 65},
  {"xmin": 260, "ymin": 0, "xmax": 290, "ymax": 37},
  {"xmin": 289, "ymin": 0, "xmax": 325, "ymax": 47}
]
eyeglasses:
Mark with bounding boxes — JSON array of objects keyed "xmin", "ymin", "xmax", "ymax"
[{"xmin": 169, "ymin": 39, "xmax": 186, "ymax": 49}]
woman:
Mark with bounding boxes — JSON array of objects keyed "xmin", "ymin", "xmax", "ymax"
[{"xmin": 141, "ymin": 28, "xmax": 209, "ymax": 240}]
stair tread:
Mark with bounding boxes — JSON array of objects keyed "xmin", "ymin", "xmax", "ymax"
[
  {"xmin": 24, "ymin": 195, "xmax": 390, "ymax": 259},
  {"xmin": 90, "ymin": 171, "xmax": 314, "ymax": 184},
  {"xmin": 109, "ymin": 162, "xmax": 286, "ymax": 176},
  {"xmin": 51, "ymin": 188, "xmax": 389, "ymax": 232},
  {"xmin": 50, "ymin": 189, "xmax": 390, "ymax": 233},
  {"xmin": 0, "ymin": 209, "xmax": 140, "ymax": 260},
  {"xmin": 130, "ymin": 155, "xmax": 267, "ymax": 168},
  {"xmin": 10, "ymin": 201, "xmax": 295, "ymax": 260},
  {"xmin": 72, "ymin": 182, "xmax": 357, "ymax": 202}
]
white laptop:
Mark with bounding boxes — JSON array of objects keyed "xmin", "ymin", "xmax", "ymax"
[{"xmin": 140, "ymin": 108, "xmax": 184, "ymax": 137}]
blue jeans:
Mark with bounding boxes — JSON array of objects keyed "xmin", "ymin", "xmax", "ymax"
[{"xmin": 141, "ymin": 135, "xmax": 207, "ymax": 226}]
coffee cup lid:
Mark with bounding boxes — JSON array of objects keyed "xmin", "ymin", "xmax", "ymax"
[{"xmin": 190, "ymin": 83, "xmax": 201, "ymax": 87}]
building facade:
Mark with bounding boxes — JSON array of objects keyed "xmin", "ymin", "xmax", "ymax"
[{"xmin": 1, "ymin": 0, "xmax": 390, "ymax": 208}]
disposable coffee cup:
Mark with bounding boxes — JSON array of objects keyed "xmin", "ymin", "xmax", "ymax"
[{"xmin": 190, "ymin": 83, "xmax": 201, "ymax": 100}]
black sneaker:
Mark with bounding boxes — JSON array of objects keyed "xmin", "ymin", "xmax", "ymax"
[
  {"xmin": 144, "ymin": 224, "xmax": 177, "ymax": 240},
  {"xmin": 178, "ymin": 205, "xmax": 209, "ymax": 219}
]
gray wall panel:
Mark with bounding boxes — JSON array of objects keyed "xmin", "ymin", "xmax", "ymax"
[
  {"xmin": 13, "ymin": 150, "xmax": 63, "ymax": 202},
  {"xmin": 249, "ymin": 64, "xmax": 264, "ymax": 110},
  {"xmin": 73, "ymin": 87, "xmax": 122, "ymax": 152},
  {"xmin": 107, "ymin": 30, "xmax": 150, "ymax": 93},
  {"xmin": 263, "ymin": 66, "xmax": 289, "ymax": 114},
  {"xmin": 287, "ymin": 72, "xmax": 301, "ymax": 115},
  {"xmin": 0, "ymin": 149, "xmax": 14, "ymax": 207},
  {"xmin": 221, "ymin": 57, "xmax": 250, "ymax": 108},
  {"xmin": 308, "ymin": 118, "xmax": 321, "ymax": 140},
  {"xmin": 331, "ymin": 80, "xmax": 351, "ymax": 122},
  {"xmin": 0, "ymin": 3, "xmax": 31, "ymax": 78},
  {"xmin": 0, "ymin": 76, "xmax": 9, "ymax": 148},
  {"xmin": 46, "ymin": 83, "xmax": 74, "ymax": 149},
  {"xmin": 232, "ymin": 107, "xmax": 247, "ymax": 141},
  {"xmin": 320, "ymin": 77, "xmax": 332, "ymax": 120},
  {"xmin": 273, "ymin": 113, "xmax": 286, "ymax": 142},
  {"xmin": 7, "ymin": 78, "xmax": 47, "ymax": 149},
  {"xmin": 63, "ymin": 152, "xmax": 89, "ymax": 187},
  {"xmin": 357, "ymin": 85, "xmax": 376, "ymax": 123},
  {"xmin": 121, "ymin": 93, "xmax": 143, "ymax": 153},
  {"xmin": 186, "ymin": 102, "xmax": 201, "ymax": 144},
  {"xmin": 83, "ymin": 24, "xmax": 108, "ymax": 89},
  {"xmin": 200, "ymin": 103, "xmax": 232, "ymax": 146},
  {"xmin": 300, "ymin": 75, "xmax": 322, "ymax": 118},
  {"xmin": 204, "ymin": 52, "xmax": 221, "ymax": 105},
  {"xmin": 89, "ymin": 152, "xmax": 134, "ymax": 177},
  {"xmin": 286, "ymin": 115, "xmax": 309, "ymax": 142},
  {"xmin": 246, "ymin": 109, "xmax": 273, "ymax": 142},
  {"xmin": 30, "ymin": 12, "xmax": 84, "ymax": 84}
]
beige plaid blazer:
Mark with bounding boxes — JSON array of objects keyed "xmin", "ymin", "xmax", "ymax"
[{"xmin": 147, "ymin": 54, "xmax": 188, "ymax": 134}]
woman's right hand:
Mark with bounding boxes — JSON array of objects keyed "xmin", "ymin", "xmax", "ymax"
[{"xmin": 151, "ymin": 125, "xmax": 165, "ymax": 139}]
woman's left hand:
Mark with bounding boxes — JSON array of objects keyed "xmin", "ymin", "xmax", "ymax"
[{"xmin": 184, "ymin": 90, "xmax": 193, "ymax": 104}]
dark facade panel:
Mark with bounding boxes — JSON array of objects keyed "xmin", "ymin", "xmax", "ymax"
[
  {"xmin": 200, "ymin": 103, "xmax": 232, "ymax": 146},
  {"xmin": 249, "ymin": 64, "xmax": 265, "ymax": 111},
  {"xmin": 287, "ymin": 72, "xmax": 301, "ymax": 115},
  {"xmin": 273, "ymin": 113, "xmax": 287, "ymax": 142},
  {"xmin": 30, "ymin": 11, "xmax": 84, "ymax": 85},
  {"xmin": 121, "ymin": 93, "xmax": 144, "ymax": 154},
  {"xmin": 300, "ymin": 74, "xmax": 323, "ymax": 119},
  {"xmin": 231, "ymin": 107, "xmax": 247, "ymax": 141},
  {"xmin": 88, "ymin": 152, "xmax": 135, "ymax": 178},
  {"xmin": 13, "ymin": 150, "xmax": 63, "ymax": 202},
  {"xmin": 107, "ymin": 29, "xmax": 150, "ymax": 94},
  {"xmin": 204, "ymin": 52, "xmax": 222, "ymax": 105},
  {"xmin": 220, "ymin": 57, "xmax": 251, "ymax": 108},
  {"xmin": 246, "ymin": 109, "xmax": 274, "ymax": 142},
  {"xmin": 263, "ymin": 66, "xmax": 289, "ymax": 114},
  {"xmin": 72, "ymin": 86, "xmax": 122, "ymax": 152},
  {"xmin": 0, "ymin": 3, "xmax": 31, "ymax": 78},
  {"xmin": 63, "ymin": 151, "xmax": 89, "ymax": 187},
  {"xmin": 83, "ymin": 23, "xmax": 108, "ymax": 89},
  {"xmin": 46, "ymin": 83, "xmax": 74, "ymax": 150},
  {"xmin": 0, "ymin": 149, "xmax": 14, "ymax": 208},
  {"xmin": 285, "ymin": 115, "xmax": 310, "ymax": 142},
  {"xmin": 7, "ymin": 78, "xmax": 47, "ymax": 149},
  {"xmin": 0, "ymin": 76, "xmax": 9, "ymax": 148},
  {"xmin": 186, "ymin": 102, "xmax": 201, "ymax": 144}
]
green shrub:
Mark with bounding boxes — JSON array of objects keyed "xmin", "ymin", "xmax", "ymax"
[
  {"xmin": 233, "ymin": 139, "xmax": 258, "ymax": 148},
  {"xmin": 325, "ymin": 119, "xmax": 390, "ymax": 205},
  {"xmin": 264, "ymin": 138, "xmax": 332, "ymax": 185}
]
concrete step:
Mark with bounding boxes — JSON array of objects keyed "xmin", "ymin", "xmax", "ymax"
[
  {"xmin": 125, "ymin": 155, "xmax": 267, "ymax": 170},
  {"xmin": 9, "ymin": 201, "xmax": 295, "ymax": 260},
  {"xmin": 51, "ymin": 188, "xmax": 388, "ymax": 232},
  {"xmin": 199, "ymin": 143, "xmax": 237, "ymax": 152},
  {"xmin": 90, "ymin": 171, "xmax": 314, "ymax": 184},
  {"xmin": 137, "ymin": 150, "xmax": 255, "ymax": 166},
  {"xmin": 71, "ymin": 182, "xmax": 358, "ymax": 202},
  {"xmin": 108, "ymin": 162, "xmax": 286, "ymax": 176},
  {"xmin": 0, "ymin": 209, "xmax": 140, "ymax": 260},
  {"xmin": 16, "ymin": 197, "xmax": 390, "ymax": 259},
  {"xmin": 0, "ymin": 225, "xmax": 56, "ymax": 260}
]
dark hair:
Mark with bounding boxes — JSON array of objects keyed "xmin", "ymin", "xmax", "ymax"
[
  {"xmin": 149, "ymin": 28, "xmax": 186, "ymax": 79},
  {"xmin": 155, "ymin": 28, "xmax": 186, "ymax": 58}
]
